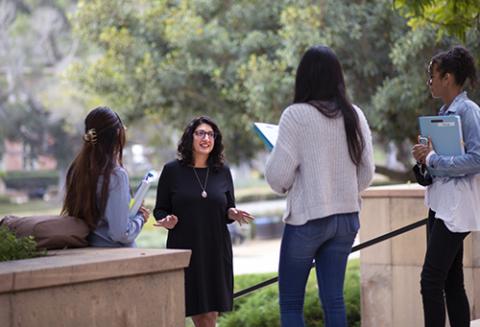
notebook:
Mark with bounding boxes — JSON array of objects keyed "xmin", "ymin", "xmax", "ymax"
[{"xmin": 253, "ymin": 122, "xmax": 278, "ymax": 151}]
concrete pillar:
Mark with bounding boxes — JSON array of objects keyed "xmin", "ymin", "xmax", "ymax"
[{"xmin": 360, "ymin": 184, "xmax": 480, "ymax": 326}]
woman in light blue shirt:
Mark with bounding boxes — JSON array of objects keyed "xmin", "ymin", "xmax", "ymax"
[
  {"xmin": 62, "ymin": 107, "xmax": 149, "ymax": 247},
  {"xmin": 412, "ymin": 46, "xmax": 479, "ymax": 327}
]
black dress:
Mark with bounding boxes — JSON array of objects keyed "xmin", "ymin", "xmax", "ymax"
[{"xmin": 153, "ymin": 160, "xmax": 235, "ymax": 316}]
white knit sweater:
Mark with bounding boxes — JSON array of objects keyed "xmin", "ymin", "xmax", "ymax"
[{"xmin": 265, "ymin": 103, "xmax": 375, "ymax": 225}]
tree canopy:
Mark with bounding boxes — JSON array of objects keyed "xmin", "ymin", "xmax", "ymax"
[
  {"xmin": 71, "ymin": 0, "xmax": 408, "ymax": 167},
  {"xmin": 394, "ymin": 0, "xmax": 480, "ymax": 41},
  {"xmin": 4, "ymin": 0, "xmax": 473, "ymax": 180},
  {"xmin": 4, "ymin": 0, "xmax": 480, "ymax": 181}
]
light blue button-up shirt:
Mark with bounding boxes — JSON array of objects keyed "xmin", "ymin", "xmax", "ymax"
[
  {"xmin": 87, "ymin": 166, "xmax": 145, "ymax": 247},
  {"xmin": 427, "ymin": 92, "xmax": 480, "ymax": 177}
]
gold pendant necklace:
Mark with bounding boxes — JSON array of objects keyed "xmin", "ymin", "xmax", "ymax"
[{"xmin": 192, "ymin": 167, "xmax": 209, "ymax": 198}]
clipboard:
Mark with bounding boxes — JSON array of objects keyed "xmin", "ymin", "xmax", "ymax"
[
  {"xmin": 253, "ymin": 122, "xmax": 278, "ymax": 151},
  {"xmin": 418, "ymin": 115, "xmax": 465, "ymax": 176},
  {"xmin": 418, "ymin": 115, "xmax": 465, "ymax": 156}
]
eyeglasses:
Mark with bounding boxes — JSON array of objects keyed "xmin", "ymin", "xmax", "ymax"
[{"xmin": 194, "ymin": 130, "xmax": 216, "ymax": 139}]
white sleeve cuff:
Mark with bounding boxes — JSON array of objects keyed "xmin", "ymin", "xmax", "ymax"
[{"xmin": 426, "ymin": 151, "xmax": 436, "ymax": 166}]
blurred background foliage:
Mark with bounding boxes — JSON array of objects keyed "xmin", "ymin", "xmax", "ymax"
[
  {"xmin": 68, "ymin": 0, "xmax": 480, "ymax": 178},
  {"xmin": 0, "ymin": 0, "xmax": 479, "ymax": 181},
  {"xmin": 394, "ymin": 0, "xmax": 480, "ymax": 41}
]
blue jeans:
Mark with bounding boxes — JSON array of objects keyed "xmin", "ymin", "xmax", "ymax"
[{"xmin": 278, "ymin": 213, "xmax": 359, "ymax": 327}]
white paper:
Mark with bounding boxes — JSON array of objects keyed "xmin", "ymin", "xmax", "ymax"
[{"xmin": 253, "ymin": 122, "xmax": 278, "ymax": 150}]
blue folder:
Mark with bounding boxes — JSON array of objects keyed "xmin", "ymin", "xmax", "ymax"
[{"xmin": 418, "ymin": 115, "xmax": 464, "ymax": 156}]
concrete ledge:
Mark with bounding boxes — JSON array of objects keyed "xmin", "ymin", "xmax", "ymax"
[
  {"xmin": 0, "ymin": 248, "xmax": 191, "ymax": 292},
  {"xmin": 0, "ymin": 248, "xmax": 191, "ymax": 327},
  {"xmin": 362, "ymin": 183, "xmax": 425, "ymax": 198}
]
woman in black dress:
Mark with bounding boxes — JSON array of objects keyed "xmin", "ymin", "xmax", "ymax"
[{"xmin": 153, "ymin": 116, "xmax": 254, "ymax": 327}]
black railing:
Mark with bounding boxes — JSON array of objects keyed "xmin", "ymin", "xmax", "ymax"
[{"xmin": 233, "ymin": 217, "xmax": 428, "ymax": 299}]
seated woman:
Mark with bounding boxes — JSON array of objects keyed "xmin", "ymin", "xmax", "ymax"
[{"xmin": 61, "ymin": 106, "xmax": 149, "ymax": 247}]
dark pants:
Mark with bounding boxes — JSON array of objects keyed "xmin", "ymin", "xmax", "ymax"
[{"xmin": 421, "ymin": 209, "xmax": 470, "ymax": 327}]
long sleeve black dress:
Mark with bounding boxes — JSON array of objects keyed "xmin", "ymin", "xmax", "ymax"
[{"xmin": 153, "ymin": 160, "xmax": 235, "ymax": 316}]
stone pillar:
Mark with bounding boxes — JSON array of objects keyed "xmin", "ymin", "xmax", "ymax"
[{"xmin": 359, "ymin": 184, "xmax": 480, "ymax": 327}]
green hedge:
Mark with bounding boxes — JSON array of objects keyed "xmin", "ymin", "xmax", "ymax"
[
  {"xmin": 2, "ymin": 171, "xmax": 151, "ymax": 192},
  {"xmin": 129, "ymin": 175, "xmax": 159, "ymax": 193},
  {"xmin": 0, "ymin": 195, "xmax": 10, "ymax": 204},
  {"xmin": 2, "ymin": 170, "xmax": 58, "ymax": 190},
  {"xmin": 219, "ymin": 259, "xmax": 360, "ymax": 327}
]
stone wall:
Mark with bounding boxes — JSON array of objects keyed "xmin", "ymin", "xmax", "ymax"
[
  {"xmin": 0, "ymin": 248, "xmax": 191, "ymax": 327},
  {"xmin": 360, "ymin": 184, "xmax": 480, "ymax": 326}
]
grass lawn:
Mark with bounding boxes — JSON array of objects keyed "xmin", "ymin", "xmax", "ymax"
[{"xmin": 0, "ymin": 200, "xmax": 62, "ymax": 217}]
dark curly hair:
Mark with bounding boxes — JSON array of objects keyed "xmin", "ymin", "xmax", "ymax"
[
  {"xmin": 429, "ymin": 45, "xmax": 477, "ymax": 88},
  {"xmin": 177, "ymin": 116, "xmax": 224, "ymax": 169}
]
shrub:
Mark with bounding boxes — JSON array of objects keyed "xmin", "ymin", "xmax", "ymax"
[
  {"xmin": 235, "ymin": 192, "xmax": 283, "ymax": 203},
  {"xmin": 130, "ymin": 175, "xmax": 158, "ymax": 191},
  {"xmin": 219, "ymin": 259, "xmax": 360, "ymax": 327},
  {"xmin": 3, "ymin": 170, "xmax": 58, "ymax": 190},
  {"xmin": 0, "ymin": 195, "xmax": 10, "ymax": 204},
  {"xmin": 0, "ymin": 226, "xmax": 43, "ymax": 261}
]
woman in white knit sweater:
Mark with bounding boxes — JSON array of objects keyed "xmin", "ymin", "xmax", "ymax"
[{"xmin": 265, "ymin": 45, "xmax": 375, "ymax": 327}]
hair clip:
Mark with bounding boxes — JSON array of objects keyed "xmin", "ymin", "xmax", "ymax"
[{"xmin": 83, "ymin": 128, "xmax": 97, "ymax": 144}]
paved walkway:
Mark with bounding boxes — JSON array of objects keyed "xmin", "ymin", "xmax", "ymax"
[
  {"xmin": 237, "ymin": 199, "xmax": 285, "ymax": 215},
  {"xmin": 233, "ymin": 199, "xmax": 363, "ymax": 275},
  {"xmin": 233, "ymin": 238, "xmax": 281, "ymax": 275},
  {"xmin": 232, "ymin": 236, "xmax": 360, "ymax": 275}
]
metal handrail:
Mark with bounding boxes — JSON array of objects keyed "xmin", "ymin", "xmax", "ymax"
[{"xmin": 233, "ymin": 217, "xmax": 428, "ymax": 299}]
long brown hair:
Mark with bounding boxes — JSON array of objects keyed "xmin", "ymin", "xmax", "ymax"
[{"xmin": 61, "ymin": 106, "xmax": 126, "ymax": 230}]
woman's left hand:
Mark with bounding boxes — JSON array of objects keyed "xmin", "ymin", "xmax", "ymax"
[
  {"xmin": 228, "ymin": 208, "xmax": 254, "ymax": 226},
  {"xmin": 412, "ymin": 137, "xmax": 433, "ymax": 164}
]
